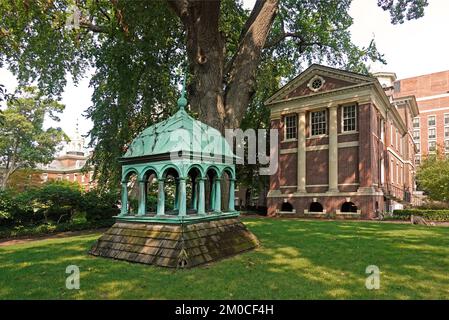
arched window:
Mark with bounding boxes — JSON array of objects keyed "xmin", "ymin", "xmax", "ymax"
[
  {"xmin": 341, "ymin": 201, "xmax": 358, "ymax": 213},
  {"xmin": 309, "ymin": 202, "xmax": 324, "ymax": 212},
  {"xmin": 281, "ymin": 202, "xmax": 294, "ymax": 212}
]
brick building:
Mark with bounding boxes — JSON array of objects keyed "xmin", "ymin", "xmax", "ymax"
[
  {"xmin": 391, "ymin": 70, "xmax": 449, "ymax": 163},
  {"xmin": 36, "ymin": 130, "xmax": 95, "ymax": 191},
  {"xmin": 266, "ymin": 64, "xmax": 418, "ymax": 219}
]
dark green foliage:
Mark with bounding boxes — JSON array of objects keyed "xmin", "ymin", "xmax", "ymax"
[
  {"xmin": 19, "ymin": 180, "xmax": 83, "ymax": 224},
  {"xmin": 0, "ymin": 181, "xmax": 119, "ymax": 232},
  {"xmin": 81, "ymin": 189, "xmax": 120, "ymax": 221},
  {"xmin": 393, "ymin": 209, "xmax": 449, "ymax": 221}
]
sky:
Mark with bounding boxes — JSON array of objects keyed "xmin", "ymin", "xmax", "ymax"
[{"xmin": 1, "ymin": 0, "xmax": 448, "ymax": 144}]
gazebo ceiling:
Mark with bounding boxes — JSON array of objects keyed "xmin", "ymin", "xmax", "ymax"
[{"xmin": 123, "ymin": 108, "xmax": 236, "ymax": 160}]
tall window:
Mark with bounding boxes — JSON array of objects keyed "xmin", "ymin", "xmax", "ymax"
[
  {"xmin": 342, "ymin": 105, "xmax": 357, "ymax": 132},
  {"xmin": 413, "ymin": 129, "xmax": 420, "ymax": 141},
  {"xmin": 284, "ymin": 114, "xmax": 297, "ymax": 140},
  {"xmin": 445, "ymin": 140, "xmax": 449, "ymax": 152},
  {"xmin": 428, "ymin": 128, "xmax": 436, "ymax": 140},
  {"xmin": 413, "ymin": 117, "xmax": 420, "ymax": 128},
  {"xmin": 310, "ymin": 110, "xmax": 327, "ymax": 136},
  {"xmin": 396, "ymin": 129, "xmax": 399, "ymax": 148},
  {"xmin": 428, "ymin": 115, "xmax": 436, "ymax": 127},
  {"xmin": 415, "ymin": 142, "xmax": 420, "ymax": 153},
  {"xmin": 445, "ymin": 114, "xmax": 449, "ymax": 126},
  {"xmin": 415, "ymin": 155, "xmax": 421, "ymax": 166},
  {"xmin": 429, "ymin": 141, "xmax": 436, "ymax": 152},
  {"xmin": 445, "ymin": 127, "xmax": 449, "ymax": 139},
  {"xmin": 396, "ymin": 163, "xmax": 399, "ymax": 184}
]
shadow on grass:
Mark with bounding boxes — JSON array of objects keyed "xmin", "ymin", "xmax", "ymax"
[{"xmin": 1, "ymin": 218, "xmax": 449, "ymax": 299}]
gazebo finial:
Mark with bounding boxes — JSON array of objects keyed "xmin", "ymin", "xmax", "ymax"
[{"xmin": 177, "ymin": 72, "xmax": 188, "ymax": 110}]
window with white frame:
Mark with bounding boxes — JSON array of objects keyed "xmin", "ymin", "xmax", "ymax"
[
  {"xmin": 42, "ymin": 173, "xmax": 48, "ymax": 182},
  {"xmin": 428, "ymin": 128, "xmax": 436, "ymax": 140},
  {"xmin": 445, "ymin": 127, "xmax": 449, "ymax": 139},
  {"xmin": 396, "ymin": 129, "xmax": 399, "ymax": 148},
  {"xmin": 284, "ymin": 114, "xmax": 297, "ymax": 140},
  {"xmin": 445, "ymin": 140, "xmax": 449, "ymax": 152},
  {"xmin": 429, "ymin": 140, "xmax": 437, "ymax": 152},
  {"xmin": 380, "ymin": 119, "xmax": 385, "ymax": 142},
  {"xmin": 390, "ymin": 124, "xmax": 393, "ymax": 146},
  {"xmin": 310, "ymin": 110, "xmax": 327, "ymax": 136},
  {"xmin": 445, "ymin": 113, "xmax": 449, "ymax": 126},
  {"xmin": 428, "ymin": 115, "xmax": 436, "ymax": 127},
  {"xmin": 396, "ymin": 163, "xmax": 399, "ymax": 184},
  {"xmin": 413, "ymin": 117, "xmax": 420, "ymax": 128},
  {"xmin": 415, "ymin": 142, "xmax": 420, "ymax": 153},
  {"xmin": 390, "ymin": 160, "xmax": 394, "ymax": 182},
  {"xmin": 413, "ymin": 129, "xmax": 420, "ymax": 141},
  {"xmin": 342, "ymin": 105, "xmax": 357, "ymax": 132},
  {"xmin": 415, "ymin": 155, "xmax": 421, "ymax": 166}
]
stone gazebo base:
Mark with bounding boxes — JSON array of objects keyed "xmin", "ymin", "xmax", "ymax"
[{"xmin": 89, "ymin": 216, "xmax": 259, "ymax": 268}]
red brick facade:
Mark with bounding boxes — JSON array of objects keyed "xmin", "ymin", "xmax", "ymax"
[
  {"xmin": 393, "ymin": 70, "xmax": 449, "ymax": 163},
  {"xmin": 266, "ymin": 65, "xmax": 418, "ymax": 219}
]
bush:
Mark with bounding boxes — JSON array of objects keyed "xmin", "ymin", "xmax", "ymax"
[
  {"xmin": 19, "ymin": 180, "xmax": 84, "ymax": 224},
  {"xmin": 393, "ymin": 209, "xmax": 449, "ymax": 222},
  {"xmin": 0, "ymin": 190, "xmax": 36, "ymax": 226},
  {"xmin": 81, "ymin": 189, "xmax": 120, "ymax": 221}
]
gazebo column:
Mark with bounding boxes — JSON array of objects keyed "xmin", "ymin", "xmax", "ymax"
[
  {"xmin": 174, "ymin": 179, "xmax": 179, "ymax": 210},
  {"xmin": 120, "ymin": 181, "xmax": 128, "ymax": 216},
  {"xmin": 197, "ymin": 178, "xmax": 206, "ymax": 215},
  {"xmin": 191, "ymin": 177, "xmax": 197, "ymax": 210},
  {"xmin": 178, "ymin": 177, "xmax": 187, "ymax": 217},
  {"xmin": 228, "ymin": 178, "xmax": 236, "ymax": 212},
  {"xmin": 137, "ymin": 179, "xmax": 146, "ymax": 216},
  {"xmin": 210, "ymin": 179, "xmax": 215, "ymax": 211},
  {"xmin": 156, "ymin": 179, "xmax": 165, "ymax": 216},
  {"xmin": 214, "ymin": 177, "xmax": 221, "ymax": 212}
]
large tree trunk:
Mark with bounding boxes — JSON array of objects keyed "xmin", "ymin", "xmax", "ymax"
[{"xmin": 168, "ymin": 0, "xmax": 279, "ymax": 132}]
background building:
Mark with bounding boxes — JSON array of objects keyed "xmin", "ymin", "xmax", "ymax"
[
  {"xmin": 392, "ymin": 70, "xmax": 449, "ymax": 163},
  {"xmin": 37, "ymin": 127, "xmax": 95, "ymax": 191}
]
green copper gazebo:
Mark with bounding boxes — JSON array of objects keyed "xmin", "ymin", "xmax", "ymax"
[{"xmin": 90, "ymin": 86, "xmax": 258, "ymax": 268}]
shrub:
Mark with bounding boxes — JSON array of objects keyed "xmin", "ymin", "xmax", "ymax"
[
  {"xmin": 393, "ymin": 209, "xmax": 449, "ymax": 222},
  {"xmin": 81, "ymin": 189, "xmax": 120, "ymax": 221},
  {"xmin": 0, "ymin": 190, "xmax": 35, "ymax": 226},
  {"xmin": 21, "ymin": 180, "xmax": 84, "ymax": 224}
]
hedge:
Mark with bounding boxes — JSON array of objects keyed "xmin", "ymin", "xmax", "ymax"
[{"xmin": 392, "ymin": 209, "xmax": 449, "ymax": 222}]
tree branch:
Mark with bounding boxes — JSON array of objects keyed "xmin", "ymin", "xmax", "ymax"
[{"xmin": 79, "ymin": 21, "xmax": 108, "ymax": 33}]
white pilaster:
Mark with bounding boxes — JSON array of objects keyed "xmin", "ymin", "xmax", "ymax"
[
  {"xmin": 328, "ymin": 105, "xmax": 339, "ymax": 192},
  {"xmin": 297, "ymin": 111, "xmax": 307, "ymax": 193}
]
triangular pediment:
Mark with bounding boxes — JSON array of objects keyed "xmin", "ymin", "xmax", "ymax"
[{"xmin": 265, "ymin": 64, "xmax": 375, "ymax": 105}]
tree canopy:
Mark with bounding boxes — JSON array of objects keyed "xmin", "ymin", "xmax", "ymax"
[
  {"xmin": 416, "ymin": 153, "xmax": 449, "ymax": 203},
  {"xmin": 0, "ymin": 0, "xmax": 428, "ymax": 188},
  {"xmin": 0, "ymin": 86, "xmax": 67, "ymax": 189}
]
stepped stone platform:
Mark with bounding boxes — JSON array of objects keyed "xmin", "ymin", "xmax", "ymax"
[{"xmin": 89, "ymin": 217, "xmax": 259, "ymax": 268}]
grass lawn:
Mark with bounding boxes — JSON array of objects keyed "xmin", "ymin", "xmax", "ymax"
[{"xmin": 1, "ymin": 218, "xmax": 449, "ymax": 299}]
